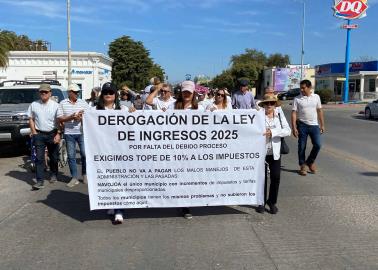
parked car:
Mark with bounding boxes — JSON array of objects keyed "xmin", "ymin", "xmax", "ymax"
[
  {"xmin": 364, "ymin": 99, "xmax": 378, "ymax": 119},
  {"xmin": 277, "ymin": 88, "xmax": 301, "ymax": 100},
  {"xmin": 0, "ymin": 80, "xmax": 68, "ymax": 143}
]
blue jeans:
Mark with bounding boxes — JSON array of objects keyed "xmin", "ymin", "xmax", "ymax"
[
  {"xmin": 297, "ymin": 121, "xmax": 322, "ymax": 166},
  {"xmin": 65, "ymin": 134, "xmax": 86, "ymax": 179},
  {"xmin": 33, "ymin": 133, "xmax": 59, "ymax": 182}
]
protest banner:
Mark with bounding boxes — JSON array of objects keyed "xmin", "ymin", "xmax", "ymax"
[{"xmin": 83, "ymin": 110, "xmax": 266, "ymax": 210}]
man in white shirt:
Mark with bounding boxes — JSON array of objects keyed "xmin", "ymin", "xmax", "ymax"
[
  {"xmin": 57, "ymin": 84, "xmax": 90, "ymax": 187},
  {"xmin": 291, "ymin": 80, "xmax": 325, "ymax": 176},
  {"xmin": 145, "ymin": 83, "xmax": 175, "ymax": 111},
  {"xmin": 28, "ymin": 84, "xmax": 61, "ymax": 190}
]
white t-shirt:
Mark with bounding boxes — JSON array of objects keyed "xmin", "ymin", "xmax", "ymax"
[
  {"xmin": 292, "ymin": 93, "xmax": 322, "ymax": 125},
  {"xmin": 205, "ymin": 102, "xmax": 233, "ymax": 111},
  {"xmin": 27, "ymin": 99, "xmax": 59, "ymax": 132},
  {"xmin": 152, "ymin": 96, "xmax": 176, "ymax": 111}
]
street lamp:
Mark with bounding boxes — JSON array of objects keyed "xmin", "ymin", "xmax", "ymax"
[
  {"xmin": 67, "ymin": 0, "xmax": 72, "ymax": 86},
  {"xmin": 300, "ymin": 0, "xmax": 306, "ymax": 81}
]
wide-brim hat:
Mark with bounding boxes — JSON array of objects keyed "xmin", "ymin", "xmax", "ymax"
[{"xmin": 258, "ymin": 94, "xmax": 282, "ymax": 107}]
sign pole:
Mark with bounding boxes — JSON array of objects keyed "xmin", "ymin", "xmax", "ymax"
[{"xmin": 343, "ymin": 19, "xmax": 351, "ymax": 103}]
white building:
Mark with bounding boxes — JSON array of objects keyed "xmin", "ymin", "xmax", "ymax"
[{"xmin": 0, "ymin": 51, "xmax": 113, "ymax": 99}]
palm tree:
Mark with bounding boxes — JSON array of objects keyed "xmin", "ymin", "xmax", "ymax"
[{"xmin": 0, "ymin": 31, "xmax": 14, "ymax": 68}]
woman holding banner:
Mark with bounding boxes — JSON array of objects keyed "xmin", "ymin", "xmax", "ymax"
[
  {"xmin": 257, "ymin": 94, "xmax": 291, "ymax": 214},
  {"xmin": 167, "ymin": 80, "xmax": 202, "ymax": 219},
  {"xmin": 93, "ymin": 82, "xmax": 126, "ymax": 224}
]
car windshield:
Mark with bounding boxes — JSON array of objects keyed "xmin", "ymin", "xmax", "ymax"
[
  {"xmin": 0, "ymin": 88, "xmax": 66, "ymax": 104},
  {"xmin": 0, "ymin": 88, "xmax": 39, "ymax": 104}
]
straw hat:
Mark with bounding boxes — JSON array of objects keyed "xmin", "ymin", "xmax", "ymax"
[{"xmin": 258, "ymin": 94, "xmax": 282, "ymax": 107}]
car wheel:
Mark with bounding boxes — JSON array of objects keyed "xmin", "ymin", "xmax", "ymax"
[{"xmin": 365, "ymin": 108, "xmax": 372, "ymax": 119}]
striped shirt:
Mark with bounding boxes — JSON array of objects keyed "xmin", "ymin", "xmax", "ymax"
[
  {"xmin": 27, "ymin": 99, "xmax": 59, "ymax": 132},
  {"xmin": 57, "ymin": 98, "xmax": 90, "ymax": 134}
]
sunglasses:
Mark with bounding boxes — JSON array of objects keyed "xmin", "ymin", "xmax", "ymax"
[
  {"xmin": 160, "ymin": 90, "xmax": 170, "ymax": 94},
  {"xmin": 120, "ymin": 92, "xmax": 127, "ymax": 96},
  {"xmin": 69, "ymin": 90, "xmax": 79, "ymax": 94},
  {"xmin": 39, "ymin": 91, "xmax": 50, "ymax": 94},
  {"xmin": 216, "ymin": 93, "xmax": 225, "ymax": 97},
  {"xmin": 264, "ymin": 101, "xmax": 276, "ymax": 106},
  {"xmin": 103, "ymin": 91, "xmax": 115, "ymax": 96}
]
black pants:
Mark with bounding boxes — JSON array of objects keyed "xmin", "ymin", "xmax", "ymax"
[
  {"xmin": 33, "ymin": 133, "xmax": 59, "ymax": 182},
  {"xmin": 264, "ymin": 155, "xmax": 281, "ymax": 205}
]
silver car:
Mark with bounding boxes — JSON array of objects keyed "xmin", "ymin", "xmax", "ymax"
[{"xmin": 365, "ymin": 99, "xmax": 378, "ymax": 119}]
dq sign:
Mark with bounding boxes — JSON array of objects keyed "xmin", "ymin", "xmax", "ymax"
[{"xmin": 334, "ymin": 0, "xmax": 368, "ymax": 20}]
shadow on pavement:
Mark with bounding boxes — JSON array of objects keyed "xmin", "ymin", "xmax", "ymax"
[
  {"xmin": 360, "ymin": 172, "xmax": 378, "ymax": 177},
  {"xmin": 281, "ymin": 167, "xmax": 299, "ymax": 174},
  {"xmin": 37, "ymin": 190, "xmax": 247, "ymax": 223},
  {"xmin": 351, "ymin": 115, "xmax": 378, "ymax": 122},
  {"xmin": 5, "ymin": 169, "xmax": 71, "ymax": 188}
]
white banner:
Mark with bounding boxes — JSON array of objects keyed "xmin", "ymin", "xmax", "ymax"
[{"xmin": 83, "ymin": 110, "xmax": 266, "ymax": 210}]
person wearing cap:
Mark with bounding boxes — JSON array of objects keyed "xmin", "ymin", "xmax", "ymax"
[
  {"xmin": 57, "ymin": 84, "xmax": 90, "ymax": 187},
  {"xmin": 291, "ymin": 80, "xmax": 325, "ymax": 176},
  {"xmin": 168, "ymin": 80, "xmax": 202, "ymax": 111},
  {"xmin": 94, "ymin": 82, "xmax": 130, "ymax": 224},
  {"xmin": 167, "ymin": 80, "xmax": 201, "ymax": 219},
  {"xmin": 256, "ymin": 94, "xmax": 291, "ymax": 214},
  {"xmin": 231, "ymin": 79, "xmax": 256, "ymax": 109},
  {"xmin": 145, "ymin": 83, "xmax": 175, "ymax": 111},
  {"xmin": 27, "ymin": 84, "xmax": 61, "ymax": 190}
]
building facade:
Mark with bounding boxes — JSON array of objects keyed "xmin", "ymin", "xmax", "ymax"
[
  {"xmin": 315, "ymin": 61, "xmax": 378, "ymax": 102},
  {"xmin": 0, "ymin": 51, "xmax": 113, "ymax": 99}
]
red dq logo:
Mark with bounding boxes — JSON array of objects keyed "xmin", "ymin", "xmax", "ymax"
[{"xmin": 334, "ymin": 0, "xmax": 368, "ymax": 20}]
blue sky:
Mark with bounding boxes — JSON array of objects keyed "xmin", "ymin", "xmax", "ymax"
[{"xmin": 0, "ymin": 0, "xmax": 377, "ymax": 82}]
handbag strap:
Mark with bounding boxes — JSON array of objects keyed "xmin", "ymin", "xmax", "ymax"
[{"xmin": 278, "ymin": 113, "xmax": 283, "ymax": 129}]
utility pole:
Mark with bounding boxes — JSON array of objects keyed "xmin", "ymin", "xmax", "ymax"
[
  {"xmin": 67, "ymin": 0, "xmax": 72, "ymax": 86},
  {"xmin": 300, "ymin": 0, "xmax": 306, "ymax": 80}
]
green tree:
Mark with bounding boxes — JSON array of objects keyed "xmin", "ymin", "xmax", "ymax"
[
  {"xmin": 148, "ymin": 63, "xmax": 165, "ymax": 82},
  {"xmin": 109, "ymin": 36, "xmax": 154, "ymax": 90},
  {"xmin": 266, "ymin": 53, "xmax": 290, "ymax": 68},
  {"xmin": 0, "ymin": 31, "xmax": 14, "ymax": 67},
  {"xmin": 211, "ymin": 70, "xmax": 235, "ymax": 90}
]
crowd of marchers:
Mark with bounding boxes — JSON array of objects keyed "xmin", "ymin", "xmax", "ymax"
[{"xmin": 27, "ymin": 77, "xmax": 324, "ymax": 224}]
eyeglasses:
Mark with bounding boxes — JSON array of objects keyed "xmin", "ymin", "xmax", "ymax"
[
  {"xmin": 160, "ymin": 90, "xmax": 170, "ymax": 94},
  {"xmin": 264, "ymin": 101, "xmax": 276, "ymax": 106},
  {"xmin": 39, "ymin": 91, "xmax": 50, "ymax": 94},
  {"xmin": 103, "ymin": 91, "xmax": 115, "ymax": 96},
  {"xmin": 69, "ymin": 91, "xmax": 78, "ymax": 94},
  {"xmin": 216, "ymin": 93, "xmax": 225, "ymax": 97}
]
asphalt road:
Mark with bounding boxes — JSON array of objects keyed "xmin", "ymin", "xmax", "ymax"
[{"xmin": 0, "ymin": 106, "xmax": 377, "ymax": 270}]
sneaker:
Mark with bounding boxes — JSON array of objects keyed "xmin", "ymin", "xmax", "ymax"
[
  {"xmin": 267, "ymin": 203, "xmax": 278, "ymax": 214},
  {"xmin": 299, "ymin": 165, "xmax": 307, "ymax": 176},
  {"xmin": 32, "ymin": 181, "xmax": 45, "ymax": 190},
  {"xmin": 114, "ymin": 212, "xmax": 124, "ymax": 224},
  {"xmin": 81, "ymin": 175, "xmax": 88, "ymax": 184},
  {"xmin": 66, "ymin": 178, "xmax": 80, "ymax": 188},
  {"xmin": 307, "ymin": 163, "xmax": 317, "ymax": 174},
  {"xmin": 49, "ymin": 174, "xmax": 58, "ymax": 184},
  {"xmin": 182, "ymin": 207, "xmax": 192, "ymax": 219},
  {"xmin": 107, "ymin": 209, "xmax": 115, "ymax": 216},
  {"xmin": 256, "ymin": 205, "xmax": 265, "ymax": 214}
]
